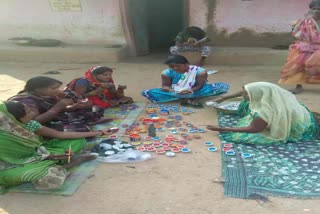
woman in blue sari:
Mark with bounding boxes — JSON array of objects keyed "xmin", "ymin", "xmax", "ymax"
[{"xmin": 141, "ymin": 55, "xmax": 229, "ymax": 108}]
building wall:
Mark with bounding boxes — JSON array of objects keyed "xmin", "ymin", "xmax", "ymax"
[
  {"xmin": 189, "ymin": 0, "xmax": 310, "ymax": 47},
  {"xmin": 0, "ymin": 0, "xmax": 126, "ymax": 45}
]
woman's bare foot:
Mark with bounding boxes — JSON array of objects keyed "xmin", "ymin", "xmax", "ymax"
[
  {"xmin": 290, "ymin": 84, "xmax": 303, "ymax": 94},
  {"xmin": 64, "ymin": 154, "xmax": 96, "ymax": 169}
]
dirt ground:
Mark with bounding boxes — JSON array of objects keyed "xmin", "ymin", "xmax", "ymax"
[{"xmin": 0, "ymin": 55, "xmax": 319, "ymax": 214}]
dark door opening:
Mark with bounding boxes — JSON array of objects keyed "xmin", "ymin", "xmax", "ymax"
[
  {"xmin": 147, "ymin": 0, "xmax": 186, "ymax": 52},
  {"xmin": 126, "ymin": 0, "xmax": 187, "ymax": 55}
]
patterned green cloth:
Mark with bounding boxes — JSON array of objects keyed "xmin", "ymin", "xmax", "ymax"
[{"xmin": 219, "ymin": 112, "xmax": 320, "ymax": 199}]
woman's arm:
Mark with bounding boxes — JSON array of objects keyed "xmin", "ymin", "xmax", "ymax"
[
  {"xmin": 35, "ymin": 99, "xmax": 74, "ymax": 124},
  {"xmin": 207, "ymin": 117, "xmax": 268, "ymax": 133},
  {"xmin": 191, "ymin": 71, "xmax": 207, "ymax": 92},
  {"xmin": 35, "ymin": 126, "xmax": 106, "ymax": 139},
  {"xmin": 161, "ymin": 74, "xmax": 173, "ymax": 91},
  {"xmin": 214, "ymin": 91, "xmax": 243, "ymax": 103}
]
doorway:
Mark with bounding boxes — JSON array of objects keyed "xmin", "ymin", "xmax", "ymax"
[{"xmin": 122, "ymin": 0, "xmax": 188, "ymax": 56}]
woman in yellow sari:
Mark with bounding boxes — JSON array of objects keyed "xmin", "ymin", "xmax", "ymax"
[{"xmin": 207, "ymin": 82, "xmax": 319, "ymax": 144}]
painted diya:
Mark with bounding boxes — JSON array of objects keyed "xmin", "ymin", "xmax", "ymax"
[
  {"xmin": 143, "ymin": 141, "xmax": 153, "ymax": 145},
  {"xmin": 162, "ymin": 143, "xmax": 170, "ymax": 147},
  {"xmin": 242, "ymin": 153, "xmax": 252, "ymax": 158},
  {"xmin": 222, "ymin": 147, "xmax": 233, "ymax": 152},
  {"xmin": 159, "ymin": 109, "xmax": 169, "ymax": 116},
  {"xmin": 179, "ymin": 140, "xmax": 188, "ymax": 145},
  {"xmin": 147, "ymin": 147, "xmax": 156, "ymax": 152},
  {"xmin": 129, "ymin": 133, "xmax": 141, "ymax": 142},
  {"xmin": 204, "ymin": 142, "xmax": 213, "ymax": 146},
  {"xmin": 136, "ymin": 147, "xmax": 146, "ymax": 151},
  {"xmin": 176, "ymin": 144, "xmax": 185, "ymax": 149},
  {"xmin": 139, "ymin": 128, "xmax": 147, "ymax": 133},
  {"xmin": 171, "ymin": 148, "xmax": 180, "ymax": 153},
  {"xmin": 180, "ymin": 148, "xmax": 191, "ymax": 153},
  {"xmin": 197, "ymin": 129, "xmax": 205, "ymax": 133},
  {"xmin": 170, "ymin": 143, "xmax": 179, "ymax": 147},
  {"xmin": 144, "ymin": 136, "xmax": 152, "ymax": 141},
  {"xmin": 131, "ymin": 142, "xmax": 141, "ymax": 146},
  {"xmin": 157, "ymin": 127, "xmax": 165, "ymax": 132},
  {"xmin": 163, "ymin": 146, "xmax": 171, "ymax": 151},
  {"xmin": 225, "ymin": 151, "xmax": 236, "ymax": 156},
  {"xmin": 156, "ymin": 149, "xmax": 166, "ymax": 154},
  {"xmin": 165, "ymin": 151, "xmax": 176, "ymax": 157},
  {"xmin": 208, "ymin": 147, "xmax": 218, "ymax": 152},
  {"xmin": 153, "ymin": 143, "xmax": 161, "ymax": 148}
]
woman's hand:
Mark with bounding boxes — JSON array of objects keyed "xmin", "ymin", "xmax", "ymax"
[
  {"xmin": 52, "ymin": 99, "xmax": 74, "ymax": 112},
  {"xmin": 206, "ymin": 125, "xmax": 222, "ymax": 131},
  {"xmin": 108, "ymin": 100, "xmax": 120, "ymax": 107},
  {"xmin": 69, "ymin": 99, "xmax": 93, "ymax": 109},
  {"xmin": 178, "ymin": 90, "xmax": 193, "ymax": 94},
  {"xmin": 96, "ymin": 128, "xmax": 117, "ymax": 136},
  {"xmin": 101, "ymin": 83, "xmax": 115, "ymax": 89},
  {"xmin": 47, "ymin": 154, "xmax": 73, "ymax": 160},
  {"xmin": 86, "ymin": 87, "xmax": 104, "ymax": 96}
]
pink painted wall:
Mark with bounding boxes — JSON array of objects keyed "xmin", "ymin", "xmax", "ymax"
[
  {"xmin": 0, "ymin": 0, "xmax": 126, "ymax": 45},
  {"xmin": 190, "ymin": 0, "xmax": 310, "ymax": 33}
]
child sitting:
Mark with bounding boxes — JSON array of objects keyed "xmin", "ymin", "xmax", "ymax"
[{"xmin": 170, "ymin": 26, "xmax": 211, "ymax": 66}]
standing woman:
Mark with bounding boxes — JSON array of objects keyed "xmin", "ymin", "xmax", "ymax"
[
  {"xmin": 141, "ymin": 55, "xmax": 229, "ymax": 108},
  {"xmin": 280, "ymin": 0, "xmax": 320, "ymax": 94}
]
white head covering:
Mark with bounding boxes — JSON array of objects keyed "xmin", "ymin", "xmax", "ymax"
[{"xmin": 244, "ymin": 82, "xmax": 311, "ymax": 141}]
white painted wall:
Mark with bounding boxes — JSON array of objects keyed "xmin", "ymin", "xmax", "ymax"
[
  {"xmin": 0, "ymin": 0, "xmax": 126, "ymax": 45},
  {"xmin": 189, "ymin": 0, "xmax": 310, "ymax": 33}
]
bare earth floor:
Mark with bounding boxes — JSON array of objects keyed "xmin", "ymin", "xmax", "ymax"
[{"xmin": 0, "ymin": 55, "xmax": 319, "ymax": 214}]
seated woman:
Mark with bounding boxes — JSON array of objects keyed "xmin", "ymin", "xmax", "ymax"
[
  {"xmin": 64, "ymin": 66, "xmax": 133, "ymax": 109},
  {"xmin": 170, "ymin": 26, "xmax": 211, "ymax": 66},
  {"xmin": 141, "ymin": 55, "xmax": 229, "ymax": 108},
  {"xmin": 0, "ymin": 101, "xmax": 111, "ymax": 193},
  {"xmin": 8, "ymin": 76, "xmax": 110, "ymax": 132},
  {"xmin": 207, "ymin": 82, "xmax": 319, "ymax": 144},
  {"xmin": 279, "ymin": 0, "xmax": 320, "ymax": 94}
]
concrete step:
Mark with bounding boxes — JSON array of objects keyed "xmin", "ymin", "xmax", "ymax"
[
  {"xmin": 0, "ymin": 43, "xmax": 127, "ymax": 63},
  {"xmin": 181, "ymin": 47, "xmax": 288, "ymax": 66},
  {"xmin": 0, "ymin": 44, "xmax": 288, "ymax": 66}
]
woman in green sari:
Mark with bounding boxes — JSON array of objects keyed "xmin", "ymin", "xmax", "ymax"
[
  {"xmin": 0, "ymin": 101, "xmax": 109, "ymax": 193},
  {"xmin": 207, "ymin": 82, "xmax": 319, "ymax": 144}
]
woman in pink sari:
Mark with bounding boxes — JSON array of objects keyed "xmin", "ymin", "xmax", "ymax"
[{"xmin": 280, "ymin": 0, "xmax": 320, "ymax": 94}]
